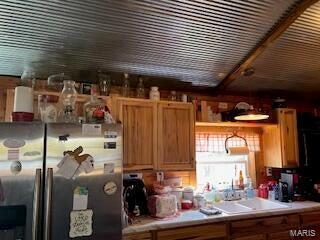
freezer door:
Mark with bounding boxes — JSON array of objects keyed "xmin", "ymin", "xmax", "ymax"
[
  {"xmin": 0, "ymin": 122, "xmax": 45, "ymax": 240},
  {"xmin": 45, "ymin": 123, "xmax": 123, "ymax": 240}
]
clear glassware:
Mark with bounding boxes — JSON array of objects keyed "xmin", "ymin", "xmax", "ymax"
[
  {"xmin": 47, "ymin": 73, "xmax": 72, "ymax": 91},
  {"xmin": 136, "ymin": 76, "xmax": 145, "ymax": 98},
  {"xmin": 21, "ymin": 67, "xmax": 36, "ymax": 89},
  {"xmin": 168, "ymin": 91, "xmax": 177, "ymax": 101},
  {"xmin": 58, "ymin": 80, "xmax": 77, "ymax": 123},
  {"xmin": 98, "ymin": 72, "xmax": 111, "ymax": 96},
  {"xmin": 83, "ymin": 94, "xmax": 105, "ymax": 124},
  {"xmin": 121, "ymin": 73, "xmax": 130, "ymax": 97}
]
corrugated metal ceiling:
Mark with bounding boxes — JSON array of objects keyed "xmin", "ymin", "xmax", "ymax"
[
  {"xmin": 228, "ymin": 1, "xmax": 320, "ymax": 95},
  {"xmin": 0, "ymin": 0, "xmax": 298, "ymax": 89}
]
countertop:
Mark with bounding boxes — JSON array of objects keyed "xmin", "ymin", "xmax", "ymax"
[{"xmin": 123, "ymin": 199, "xmax": 320, "ymax": 235}]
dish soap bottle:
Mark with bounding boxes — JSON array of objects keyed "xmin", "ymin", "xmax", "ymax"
[{"xmin": 245, "ymin": 179, "xmax": 254, "ymax": 199}]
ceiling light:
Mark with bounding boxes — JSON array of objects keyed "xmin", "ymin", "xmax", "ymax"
[{"xmin": 234, "ymin": 106, "xmax": 269, "ymax": 121}]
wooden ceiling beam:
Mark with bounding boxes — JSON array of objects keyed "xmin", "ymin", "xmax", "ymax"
[{"xmin": 214, "ymin": 0, "xmax": 319, "ymax": 92}]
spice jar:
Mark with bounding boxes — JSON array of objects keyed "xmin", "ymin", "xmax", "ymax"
[
  {"xmin": 149, "ymin": 86, "xmax": 160, "ymax": 100},
  {"xmin": 38, "ymin": 94, "xmax": 59, "ymax": 122}
]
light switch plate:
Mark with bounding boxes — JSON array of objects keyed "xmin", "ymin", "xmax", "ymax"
[{"xmin": 156, "ymin": 172, "xmax": 164, "ymax": 182}]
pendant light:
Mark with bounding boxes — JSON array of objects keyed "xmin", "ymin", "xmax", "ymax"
[
  {"xmin": 234, "ymin": 67, "xmax": 270, "ymax": 121},
  {"xmin": 234, "ymin": 105, "xmax": 269, "ymax": 121}
]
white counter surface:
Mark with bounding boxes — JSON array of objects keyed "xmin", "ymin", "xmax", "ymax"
[{"xmin": 123, "ymin": 199, "xmax": 320, "ymax": 235}]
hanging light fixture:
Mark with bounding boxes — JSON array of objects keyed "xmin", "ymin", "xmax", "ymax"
[
  {"xmin": 234, "ymin": 67, "xmax": 270, "ymax": 121},
  {"xmin": 234, "ymin": 105, "xmax": 269, "ymax": 121}
]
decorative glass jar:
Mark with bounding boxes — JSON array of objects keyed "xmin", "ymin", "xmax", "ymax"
[
  {"xmin": 149, "ymin": 86, "xmax": 160, "ymax": 100},
  {"xmin": 58, "ymin": 80, "xmax": 77, "ymax": 123},
  {"xmin": 83, "ymin": 94, "xmax": 105, "ymax": 124}
]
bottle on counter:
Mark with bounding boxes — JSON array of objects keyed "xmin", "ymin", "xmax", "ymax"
[
  {"xmin": 239, "ymin": 170, "xmax": 244, "ymax": 189},
  {"xmin": 121, "ymin": 73, "xmax": 130, "ymax": 97},
  {"xmin": 245, "ymin": 179, "xmax": 254, "ymax": 199}
]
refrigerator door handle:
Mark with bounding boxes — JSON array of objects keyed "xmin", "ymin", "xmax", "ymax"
[
  {"xmin": 32, "ymin": 168, "xmax": 42, "ymax": 240},
  {"xmin": 44, "ymin": 168, "xmax": 53, "ymax": 240}
]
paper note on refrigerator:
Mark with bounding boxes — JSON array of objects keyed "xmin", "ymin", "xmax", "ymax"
[
  {"xmin": 82, "ymin": 124, "xmax": 101, "ymax": 136},
  {"xmin": 57, "ymin": 155, "xmax": 79, "ymax": 179},
  {"xmin": 73, "ymin": 186, "xmax": 88, "ymax": 211},
  {"xmin": 69, "ymin": 209, "xmax": 93, "ymax": 238}
]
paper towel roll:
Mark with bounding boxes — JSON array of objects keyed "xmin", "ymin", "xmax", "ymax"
[
  {"xmin": 227, "ymin": 146, "xmax": 249, "ymax": 155},
  {"xmin": 13, "ymin": 86, "xmax": 34, "ymax": 113}
]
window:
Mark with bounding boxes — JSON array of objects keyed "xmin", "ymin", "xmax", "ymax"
[{"xmin": 196, "ymin": 131, "xmax": 260, "ymax": 190}]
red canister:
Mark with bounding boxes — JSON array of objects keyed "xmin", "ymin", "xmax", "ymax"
[{"xmin": 258, "ymin": 184, "xmax": 268, "ymax": 199}]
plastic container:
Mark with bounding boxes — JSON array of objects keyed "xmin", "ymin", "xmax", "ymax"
[
  {"xmin": 170, "ymin": 188, "xmax": 183, "ymax": 209},
  {"xmin": 194, "ymin": 194, "xmax": 205, "ymax": 209},
  {"xmin": 181, "ymin": 200, "xmax": 192, "ymax": 210},
  {"xmin": 183, "ymin": 187, "xmax": 194, "ymax": 202},
  {"xmin": 258, "ymin": 184, "xmax": 268, "ymax": 199}
]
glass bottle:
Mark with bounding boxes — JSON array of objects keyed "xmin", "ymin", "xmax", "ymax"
[
  {"xmin": 136, "ymin": 76, "xmax": 145, "ymax": 98},
  {"xmin": 98, "ymin": 71, "xmax": 111, "ymax": 96},
  {"xmin": 121, "ymin": 73, "xmax": 130, "ymax": 97},
  {"xmin": 21, "ymin": 67, "xmax": 36, "ymax": 89},
  {"xmin": 168, "ymin": 91, "xmax": 177, "ymax": 101},
  {"xmin": 83, "ymin": 92, "xmax": 105, "ymax": 124},
  {"xmin": 58, "ymin": 80, "xmax": 77, "ymax": 123}
]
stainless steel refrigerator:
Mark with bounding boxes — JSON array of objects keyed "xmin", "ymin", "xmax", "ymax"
[{"xmin": 0, "ymin": 122, "xmax": 123, "ymax": 240}]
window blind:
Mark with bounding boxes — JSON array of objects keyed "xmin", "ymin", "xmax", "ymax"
[{"xmin": 196, "ymin": 132, "xmax": 260, "ymax": 152}]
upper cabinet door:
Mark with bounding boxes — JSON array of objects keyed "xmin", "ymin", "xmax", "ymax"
[
  {"xmin": 157, "ymin": 102, "xmax": 195, "ymax": 170},
  {"xmin": 117, "ymin": 98, "xmax": 157, "ymax": 171},
  {"xmin": 278, "ymin": 108, "xmax": 299, "ymax": 167}
]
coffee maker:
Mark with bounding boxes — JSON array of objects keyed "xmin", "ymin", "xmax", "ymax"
[
  {"xmin": 278, "ymin": 181, "xmax": 289, "ymax": 202},
  {"xmin": 281, "ymin": 172, "xmax": 303, "ymax": 201},
  {"xmin": 123, "ymin": 174, "xmax": 148, "ymax": 216}
]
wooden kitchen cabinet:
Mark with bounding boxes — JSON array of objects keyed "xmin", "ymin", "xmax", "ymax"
[
  {"xmin": 122, "ymin": 231, "xmax": 152, "ymax": 240},
  {"xmin": 233, "ymin": 234, "xmax": 266, "ymax": 240},
  {"xmin": 230, "ymin": 214, "xmax": 300, "ymax": 238},
  {"xmin": 117, "ymin": 98, "xmax": 157, "ymax": 171},
  {"xmin": 263, "ymin": 108, "xmax": 299, "ymax": 168},
  {"xmin": 156, "ymin": 223, "xmax": 227, "ymax": 240},
  {"xmin": 157, "ymin": 102, "xmax": 195, "ymax": 170}
]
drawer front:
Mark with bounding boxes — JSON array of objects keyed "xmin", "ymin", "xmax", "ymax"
[
  {"xmin": 156, "ymin": 223, "xmax": 227, "ymax": 240},
  {"xmin": 268, "ymin": 231, "xmax": 296, "ymax": 240},
  {"xmin": 231, "ymin": 214, "xmax": 300, "ymax": 237},
  {"xmin": 233, "ymin": 234, "xmax": 266, "ymax": 240},
  {"xmin": 300, "ymin": 211, "xmax": 320, "ymax": 226},
  {"xmin": 123, "ymin": 232, "xmax": 152, "ymax": 240}
]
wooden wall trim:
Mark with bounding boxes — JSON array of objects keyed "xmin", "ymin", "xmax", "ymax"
[{"xmin": 215, "ymin": 0, "xmax": 319, "ymax": 91}]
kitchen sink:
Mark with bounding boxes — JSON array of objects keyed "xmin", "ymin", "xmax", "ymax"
[
  {"xmin": 212, "ymin": 198, "xmax": 290, "ymax": 214},
  {"xmin": 237, "ymin": 198, "xmax": 290, "ymax": 211},
  {"xmin": 212, "ymin": 201, "xmax": 253, "ymax": 214}
]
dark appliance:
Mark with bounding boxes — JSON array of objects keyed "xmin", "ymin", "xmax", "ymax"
[
  {"xmin": 281, "ymin": 172, "xmax": 302, "ymax": 201},
  {"xmin": 297, "ymin": 113, "xmax": 320, "ymax": 201},
  {"xmin": 278, "ymin": 181, "xmax": 289, "ymax": 202},
  {"xmin": 123, "ymin": 177, "xmax": 148, "ymax": 216}
]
